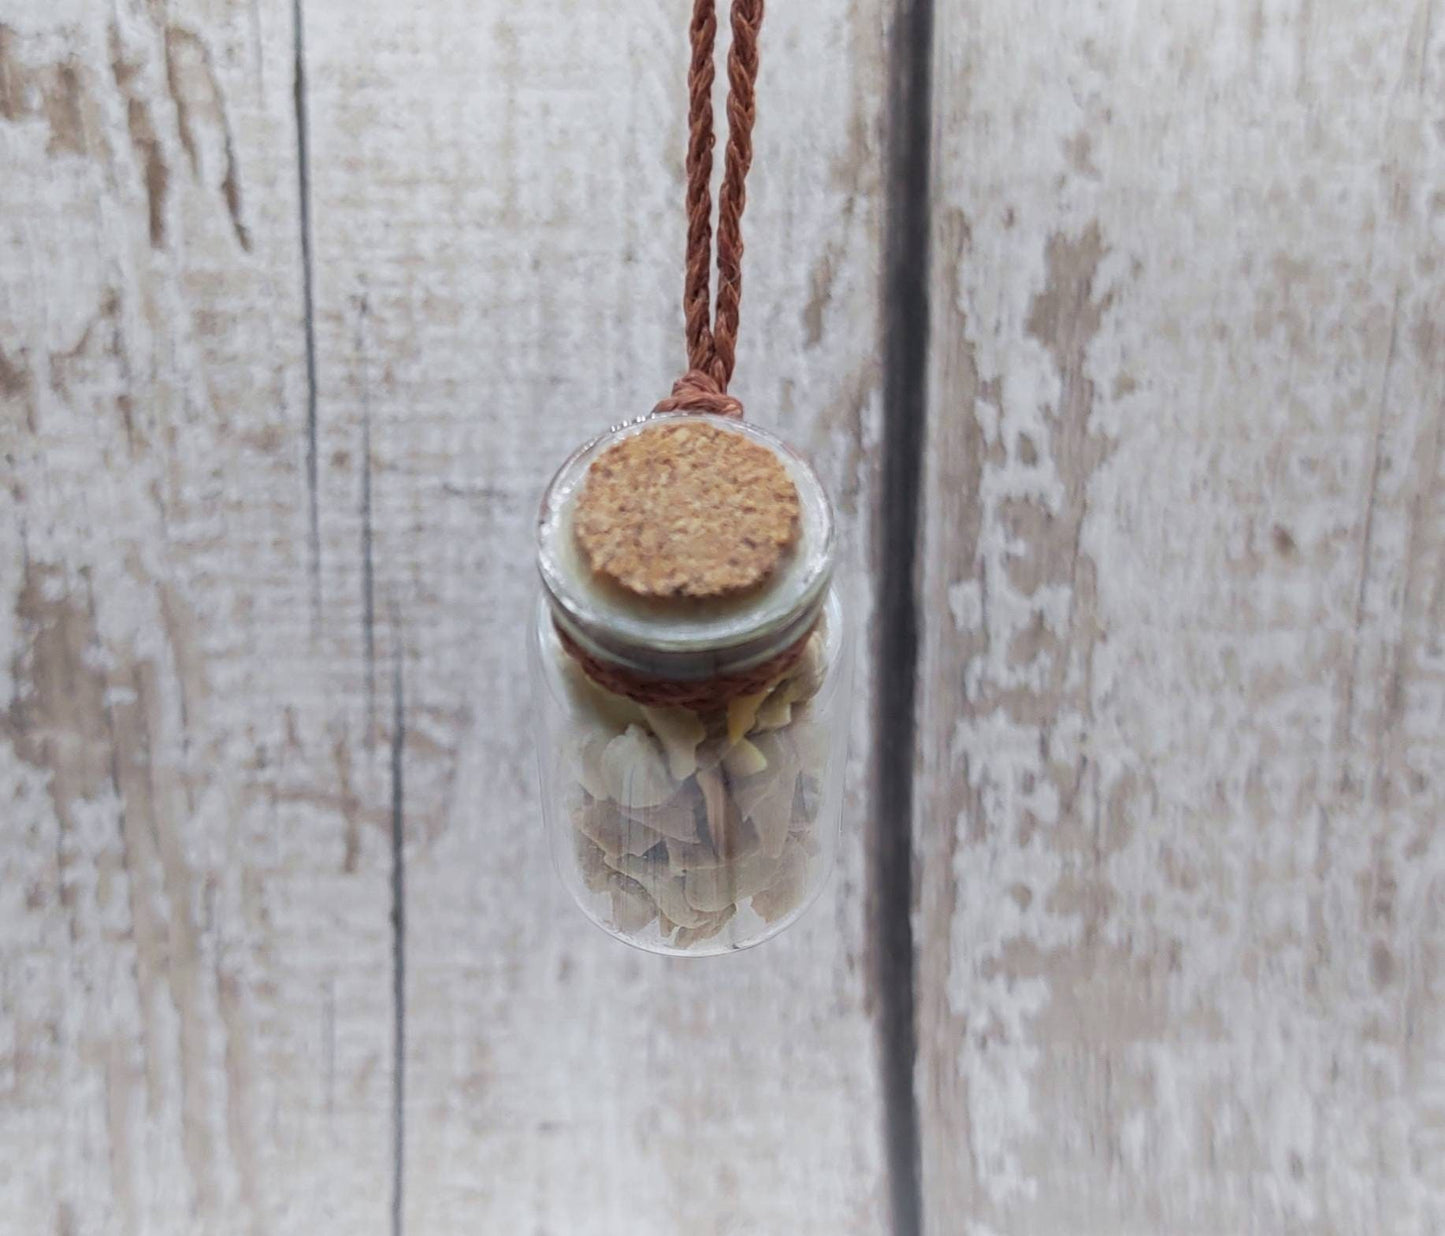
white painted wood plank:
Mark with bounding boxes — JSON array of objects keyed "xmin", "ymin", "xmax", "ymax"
[
  {"xmin": 919, "ymin": 3, "xmax": 1445, "ymax": 1233},
  {"xmin": 0, "ymin": 2, "xmax": 396, "ymax": 1232},
  {"xmin": 298, "ymin": 0, "xmax": 891, "ymax": 1231}
]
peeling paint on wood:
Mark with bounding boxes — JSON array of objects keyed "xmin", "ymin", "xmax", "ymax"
[
  {"xmin": 918, "ymin": 3, "xmax": 1445, "ymax": 1233},
  {"xmin": 1, "ymin": 1, "xmax": 393, "ymax": 1232},
  {"xmin": 7, "ymin": 0, "xmax": 1440, "ymax": 1232},
  {"xmin": 3, "ymin": 0, "xmax": 890, "ymax": 1232},
  {"xmin": 297, "ymin": 0, "xmax": 891, "ymax": 1229}
]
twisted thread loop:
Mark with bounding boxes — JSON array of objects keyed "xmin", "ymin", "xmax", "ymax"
[{"xmin": 652, "ymin": 368, "xmax": 745, "ymax": 419}]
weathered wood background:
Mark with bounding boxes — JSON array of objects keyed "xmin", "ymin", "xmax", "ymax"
[{"xmin": 0, "ymin": 1, "xmax": 1440, "ymax": 1234}]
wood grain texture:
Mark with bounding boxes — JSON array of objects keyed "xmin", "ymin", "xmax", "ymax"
[
  {"xmin": 918, "ymin": 3, "xmax": 1445, "ymax": 1234},
  {"xmin": 12, "ymin": 0, "xmax": 1444, "ymax": 1232},
  {"xmin": 298, "ymin": 0, "xmax": 889, "ymax": 1233},
  {"xmin": 1, "ymin": 1, "xmax": 396, "ymax": 1232},
  {"xmin": 2, "ymin": 0, "xmax": 893, "ymax": 1231}
]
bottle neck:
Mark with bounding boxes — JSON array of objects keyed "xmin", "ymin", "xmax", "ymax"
[{"xmin": 544, "ymin": 577, "xmax": 828, "ymax": 689}]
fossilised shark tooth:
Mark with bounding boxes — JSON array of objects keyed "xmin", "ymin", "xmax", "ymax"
[
  {"xmin": 673, "ymin": 904, "xmax": 737, "ymax": 949},
  {"xmin": 722, "ymin": 738, "xmax": 769, "ymax": 779},
  {"xmin": 573, "ymin": 795, "xmax": 666, "ymax": 859},
  {"xmin": 728, "ymin": 732, "xmax": 800, "ymax": 861},
  {"xmin": 683, "ymin": 850, "xmax": 785, "ymax": 913},
  {"xmin": 576, "ymin": 834, "xmax": 612, "ymax": 893},
  {"xmin": 753, "ymin": 677, "xmax": 802, "ymax": 731},
  {"xmin": 599, "ymin": 724, "xmax": 677, "ymax": 810},
  {"xmin": 615, "ymin": 779, "xmax": 703, "ymax": 843},
  {"xmin": 606, "ymin": 851, "xmax": 710, "ymax": 928},
  {"xmin": 606, "ymin": 872, "xmax": 660, "ymax": 933},
  {"xmin": 640, "ymin": 704, "xmax": 707, "ymax": 780},
  {"xmin": 696, "ymin": 765, "xmax": 758, "ymax": 864},
  {"xmin": 750, "ymin": 843, "xmax": 810, "ymax": 923},
  {"xmin": 734, "ymin": 772, "xmax": 796, "ymax": 860},
  {"xmin": 694, "ymin": 734, "xmax": 731, "ymax": 771},
  {"xmin": 726, "ymin": 689, "xmax": 769, "ymax": 745}
]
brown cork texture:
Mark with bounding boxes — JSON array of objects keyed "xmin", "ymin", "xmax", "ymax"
[{"xmin": 573, "ymin": 421, "xmax": 800, "ymax": 599}]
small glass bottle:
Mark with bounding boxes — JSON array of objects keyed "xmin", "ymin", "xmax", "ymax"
[{"xmin": 529, "ymin": 412, "xmax": 852, "ymax": 955}]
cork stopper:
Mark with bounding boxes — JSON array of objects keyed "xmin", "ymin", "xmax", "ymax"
[{"xmin": 573, "ymin": 421, "xmax": 801, "ymax": 600}]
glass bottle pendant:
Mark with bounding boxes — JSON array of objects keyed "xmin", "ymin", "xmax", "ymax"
[{"xmin": 529, "ymin": 412, "xmax": 853, "ymax": 955}]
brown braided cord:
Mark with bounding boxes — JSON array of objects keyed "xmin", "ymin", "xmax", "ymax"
[
  {"xmin": 681, "ymin": 0, "xmax": 721, "ymax": 383},
  {"xmin": 557, "ymin": 621, "xmax": 811, "ymax": 712},
  {"xmin": 711, "ymin": 0, "xmax": 763, "ymax": 392},
  {"xmin": 653, "ymin": 0, "xmax": 765, "ymax": 420},
  {"xmin": 570, "ymin": 0, "xmax": 775, "ymax": 708}
]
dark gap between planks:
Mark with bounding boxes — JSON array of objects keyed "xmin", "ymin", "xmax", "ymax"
[
  {"xmin": 389, "ymin": 646, "xmax": 407, "ymax": 1236},
  {"xmin": 871, "ymin": 0, "xmax": 934, "ymax": 1234},
  {"xmin": 287, "ymin": 0, "xmax": 933, "ymax": 1230},
  {"xmin": 290, "ymin": 4, "xmax": 405, "ymax": 1234},
  {"xmin": 292, "ymin": 0, "xmax": 322, "ymax": 629}
]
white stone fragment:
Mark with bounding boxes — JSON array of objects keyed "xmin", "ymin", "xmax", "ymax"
[
  {"xmin": 674, "ymin": 904, "xmax": 737, "ymax": 949},
  {"xmin": 684, "ymin": 851, "xmax": 785, "ymax": 913},
  {"xmin": 573, "ymin": 796, "xmax": 665, "ymax": 859},
  {"xmin": 751, "ymin": 843, "xmax": 810, "ymax": 923},
  {"xmin": 640, "ymin": 704, "xmax": 707, "ymax": 779},
  {"xmin": 616, "ymin": 782, "xmax": 702, "ymax": 843},
  {"xmin": 722, "ymin": 738, "xmax": 769, "ymax": 779},
  {"xmin": 599, "ymin": 724, "xmax": 676, "ymax": 809},
  {"xmin": 607, "ymin": 853, "xmax": 709, "ymax": 928},
  {"xmin": 726, "ymin": 689, "xmax": 769, "ymax": 744},
  {"xmin": 606, "ymin": 872, "xmax": 659, "ymax": 933}
]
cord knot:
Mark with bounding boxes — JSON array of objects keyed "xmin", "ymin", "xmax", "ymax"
[{"xmin": 653, "ymin": 368, "xmax": 745, "ymax": 419}]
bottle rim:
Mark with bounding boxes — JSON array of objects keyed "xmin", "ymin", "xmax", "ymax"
[{"xmin": 535, "ymin": 412, "xmax": 836, "ymax": 682}]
